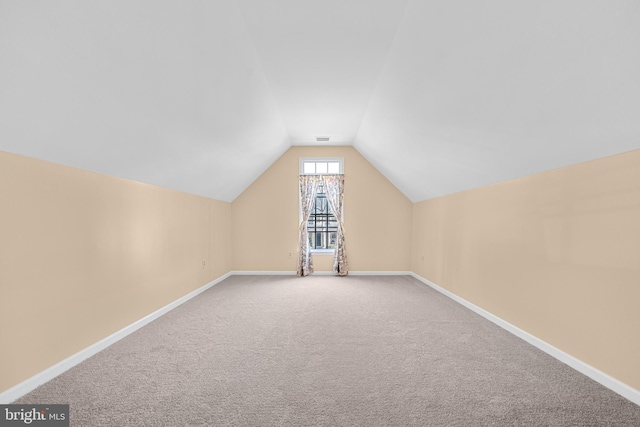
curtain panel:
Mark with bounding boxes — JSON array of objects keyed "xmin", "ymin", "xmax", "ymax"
[
  {"xmin": 297, "ymin": 175, "xmax": 320, "ymax": 276},
  {"xmin": 322, "ymin": 174, "xmax": 348, "ymax": 276}
]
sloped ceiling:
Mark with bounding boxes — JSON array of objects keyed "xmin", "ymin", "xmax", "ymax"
[{"xmin": 1, "ymin": 1, "xmax": 639, "ymax": 202}]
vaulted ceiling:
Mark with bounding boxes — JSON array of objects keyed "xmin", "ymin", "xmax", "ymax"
[{"xmin": 1, "ymin": 1, "xmax": 639, "ymax": 202}]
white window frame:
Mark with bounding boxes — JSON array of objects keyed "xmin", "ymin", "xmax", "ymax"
[
  {"xmin": 299, "ymin": 157, "xmax": 344, "ymax": 254},
  {"xmin": 299, "ymin": 157, "xmax": 344, "ymax": 175}
]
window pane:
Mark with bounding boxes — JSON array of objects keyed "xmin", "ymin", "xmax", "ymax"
[
  {"xmin": 316, "ymin": 162, "xmax": 328, "ymax": 174},
  {"xmin": 303, "ymin": 162, "xmax": 315, "ymax": 174},
  {"xmin": 328, "ymin": 162, "xmax": 340, "ymax": 173},
  {"xmin": 329, "ymin": 233, "xmax": 337, "ymax": 248}
]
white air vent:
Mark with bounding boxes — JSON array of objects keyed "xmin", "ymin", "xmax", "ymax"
[{"xmin": 316, "ymin": 137, "xmax": 330, "ymax": 142}]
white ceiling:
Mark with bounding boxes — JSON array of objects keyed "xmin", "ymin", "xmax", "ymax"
[{"xmin": 1, "ymin": 0, "xmax": 639, "ymax": 202}]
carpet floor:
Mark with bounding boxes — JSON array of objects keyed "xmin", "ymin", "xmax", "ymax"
[{"xmin": 15, "ymin": 275, "xmax": 640, "ymax": 426}]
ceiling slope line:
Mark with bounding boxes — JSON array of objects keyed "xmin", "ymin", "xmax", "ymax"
[
  {"xmin": 232, "ymin": 0, "xmax": 291, "ymax": 149},
  {"xmin": 352, "ymin": 0, "xmax": 413, "ymax": 146}
]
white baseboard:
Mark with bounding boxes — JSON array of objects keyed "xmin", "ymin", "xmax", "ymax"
[
  {"xmin": 349, "ymin": 271, "xmax": 412, "ymax": 276},
  {"xmin": 0, "ymin": 272, "xmax": 232, "ymax": 404},
  {"xmin": 230, "ymin": 270, "xmax": 412, "ymax": 276},
  {"xmin": 410, "ymin": 272, "xmax": 640, "ymax": 406},
  {"xmin": 230, "ymin": 270, "xmax": 296, "ymax": 275},
  {"xmin": 10, "ymin": 270, "xmax": 634, "ymax": 407}
]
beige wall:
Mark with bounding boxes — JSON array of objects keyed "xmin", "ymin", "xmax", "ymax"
[
  {"xmin": 5, "ymin": 141, "xmax": 638, "ymax": 397},
  {"xmin": 0, "ymin": 150, "xmax": 232, "ymax": 394},
  {"xmin": 232, "ymin": 146, "xmax": 413, "ymax": 272},
  {"xmin": 411, "ymin": 149, "xmax": 640, "ymax": 391}
]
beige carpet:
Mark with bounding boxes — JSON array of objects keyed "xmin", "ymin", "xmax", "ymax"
[{"xmin": 15, "ymin": 275, "xmax": 640, "ymax": 426}]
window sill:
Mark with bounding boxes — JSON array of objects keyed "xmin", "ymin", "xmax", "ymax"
[{"xmin": 311, "ymin": 249, "xmax": 335, "ymax": 255}]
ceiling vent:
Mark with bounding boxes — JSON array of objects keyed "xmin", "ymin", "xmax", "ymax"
[{"xmin": 316, "ymin": 137, "xmax": 330, "ymax": 142}]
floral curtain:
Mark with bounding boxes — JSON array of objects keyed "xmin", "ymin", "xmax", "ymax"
[
  {"xmin": 297, "ymin": 175, "xmax": 320, "ymax": 276},
  {"xmin": 322, "ymin": 174, "xmax": 348, "ymax": 276}
]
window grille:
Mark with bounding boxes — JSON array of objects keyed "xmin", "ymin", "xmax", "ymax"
[{"xmin": 308, "ymin": 181, "xmax": 338, "ymax": 250}]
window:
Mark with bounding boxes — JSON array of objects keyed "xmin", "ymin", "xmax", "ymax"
[
  {"xmin": 300, "ymin": 158, "xmax": 343, "ymax": 252},
  {"xmin": 300, "ymin": 158, "xmax": 343, "ymax": 175},
  {"xmin": 308, "ymin": 180, "xmax": 338, "ymax": 250}
]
